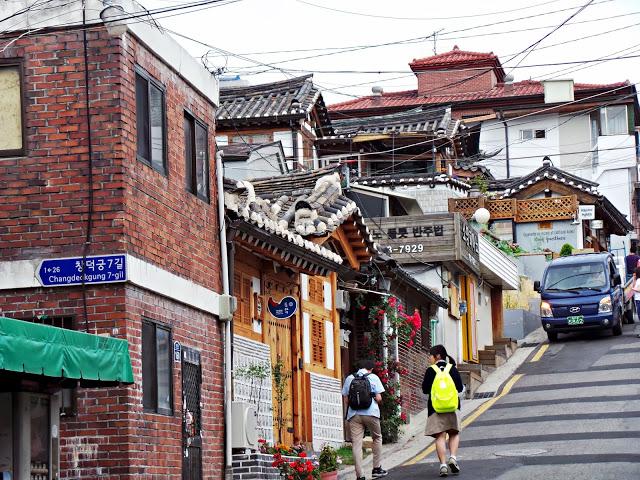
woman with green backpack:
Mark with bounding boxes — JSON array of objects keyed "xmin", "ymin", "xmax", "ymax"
[{"xmin": 421, "ymin": 345, "xmax": 464, "ymax": 477}]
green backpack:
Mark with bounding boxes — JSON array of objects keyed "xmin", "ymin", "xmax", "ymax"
[{"xmin": 430, "ymin": 364, "xmax": 459, "ymax": 413}]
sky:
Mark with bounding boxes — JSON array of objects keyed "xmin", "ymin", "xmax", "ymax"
[{"xmin": 144, "ymin": 0, "xmax": 640, "ymax": 105}]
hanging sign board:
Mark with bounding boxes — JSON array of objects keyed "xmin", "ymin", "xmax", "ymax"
[
  {"xmin": 590, "ymin": 219, "xmax": 604, "ymax": 230},
  {"xmin": 578, "ymin": 205, "xmax": 595, "ymax": 220},
  {"xmin": 267, "ymin": 296, "xmax": 298, "ymax": 319}
]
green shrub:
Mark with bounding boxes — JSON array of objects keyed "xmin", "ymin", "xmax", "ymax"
[{"xmin": 559, "ymin": 243, "xmax": 573, "ymax": 257}]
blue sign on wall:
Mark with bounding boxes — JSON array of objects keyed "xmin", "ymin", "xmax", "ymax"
[
  {"xmin": 267, "ymin": 296, "xmax": 298, "ymax": 319},
  {"xmin": 36, "ymin": 254, "xmax": 127, "ymax": 287}
]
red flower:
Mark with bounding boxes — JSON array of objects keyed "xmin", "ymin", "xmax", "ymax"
[
  {"xmin": 299, "ymin": 452, "xmax": 306, "ymax": 458},
  {"xmin": 400, "ymin": 411, "xmax": 407, "ymax": 422},
  {"xmin": 388, "ymin": 297, "xmax": 397, "ymax": 307},
  {"xmin": 378, "ymin": 309, "xmax": 385, "ymax": 315}
]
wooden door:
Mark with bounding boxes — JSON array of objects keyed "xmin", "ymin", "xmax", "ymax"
[
  {"xmin": 264, "ymin": 281, "xmax": 295, "ymax": 445},
  {"xmin": 461, "ymin": 276, "xmax": 479, "ymax": 363}
]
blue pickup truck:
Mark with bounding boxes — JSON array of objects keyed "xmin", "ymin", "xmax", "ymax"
[{"xmin": 534, "ymin": 253, "xmax": 633, "ymax": 342}]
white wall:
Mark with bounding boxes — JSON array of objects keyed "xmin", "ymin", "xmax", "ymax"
[
  {"xmin": 479, "ymin": 114, "xmax": 560, "ymax": 179},
  {"xmin": 404, "ymin": 265, "xmax": 463, "ymax": 363}
]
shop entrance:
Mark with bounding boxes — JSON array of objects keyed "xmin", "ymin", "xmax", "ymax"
[{"xmin": 182, "ymin": 347, "xmax": 202, "ymax": 480}]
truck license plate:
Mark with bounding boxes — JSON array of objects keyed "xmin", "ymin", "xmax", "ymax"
[{"xmin": 567, "ymin": 315, "xmax": 584, "ymax": 325}]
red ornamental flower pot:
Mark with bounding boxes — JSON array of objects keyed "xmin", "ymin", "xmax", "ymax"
[{"xmin": 320, "ymin": 471, "xmax": 338, "ymax": 480}]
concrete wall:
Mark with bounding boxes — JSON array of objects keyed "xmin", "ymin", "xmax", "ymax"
[
  {"xmin": 378, "ymin": 184, "xmax": 467, "ymax": 214},
  {"xmin": 516, "ymin": 220, "xmax": 579, "ymax": 253}
]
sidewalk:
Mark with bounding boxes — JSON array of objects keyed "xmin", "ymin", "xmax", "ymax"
[{"xmin": 338, "ymin": 328, "xmax": 547, "ymax": 479}]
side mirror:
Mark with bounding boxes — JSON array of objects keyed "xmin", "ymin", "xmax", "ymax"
[
  {"xmin": 613, "ymin": 273, "xmax": 621, "ymax": 286},
  {"xmin": 534, "ymin": 280, "xmax": 541, "ymax": 292}
]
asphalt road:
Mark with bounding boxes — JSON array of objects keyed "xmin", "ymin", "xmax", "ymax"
[{"xmin": 386, "ymin": 323, "xmax": 640, "ymax": 480}]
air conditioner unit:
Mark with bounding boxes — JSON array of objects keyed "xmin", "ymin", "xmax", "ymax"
[
  {"xmin": 231, "ymin": 401, "xmax": 258, "ymax": 450},
  {"xmin": 335, "ymin": 289, "xmax": 350, "ymax": 311}
]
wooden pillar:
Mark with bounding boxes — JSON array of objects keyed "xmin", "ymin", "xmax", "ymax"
[{"xmin": 491, "ymin": 287, "xmax": 504, "ymax": 340}]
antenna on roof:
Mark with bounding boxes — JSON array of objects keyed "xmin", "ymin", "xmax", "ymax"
[{"xmin": 432, "ymin": 31, "xmax": 438, "ymax": 55}]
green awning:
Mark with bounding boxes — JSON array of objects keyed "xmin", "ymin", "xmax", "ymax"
[{"xmin": 0, "ymin": 316, "xmax": 134, "ymax": 384}]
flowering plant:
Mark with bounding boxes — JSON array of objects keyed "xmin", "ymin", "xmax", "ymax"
[
  {"xmin": 271, "ymin": 452, "xmax": 319, "ymax": 480},
  {"xmin": 258, "ymin": 439, "xmax": 304, "ymax": 457},
  {"xmin": 358, "ymin": 294, "xmax": 418, "ymax": 443},
  {"xmin": 318, "ymin": 444, "xmax": 340, "ymax": 472}
]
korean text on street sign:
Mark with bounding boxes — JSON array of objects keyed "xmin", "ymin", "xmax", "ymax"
[
  {"xmin": 578, "ymin": 205, "xmax": 595, "ymax": 220},
  {"xmin": 36, "ymin": 254, "xmax": 127, "ymax": 287}
]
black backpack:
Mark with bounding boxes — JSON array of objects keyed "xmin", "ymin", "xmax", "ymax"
[{"xmin": 348, "ymin": 373, "xmax": 373, "ymax": 410}]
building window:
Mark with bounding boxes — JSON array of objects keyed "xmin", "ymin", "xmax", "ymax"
[
  {"xmin": 520, "ymin": 129, "xmax": 546, "ymax": 140},
  {"xmin": 142, "ymin": 320, "xmax": 173, "ymax": 415},
  {"xmin": 0, "ymin": 62, "xmax": 24, "ymax": 157},
  {"xmin": 184, "ymin": 112, "xmax": 210, "ymax": 201},
  {"xmin": 311, "ymin": 315, "xmax": 326, "ymax": 365},
  {"xmin": 135, "ymin": 69, "xmax": 166, "ymax": 174},
  {"xmin": 600, "ymin": 105, "xmax": 628, "ymax": 136}
]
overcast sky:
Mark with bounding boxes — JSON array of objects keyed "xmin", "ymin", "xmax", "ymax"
[{"xmin": 146, "ymin": 0, "xmax": 640, "ymax": 105}]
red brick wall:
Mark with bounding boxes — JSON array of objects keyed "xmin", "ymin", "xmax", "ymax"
[
  {"xmin": 417, "ymin": 68, "xmax": 496, "ymax": 96},
  {"xmin": 119, "ymin": 36, "xmax": 221, "ymax": 290},
  {"xmin": 0, "ymin": 26, "xmax": 224, "ymax": 479},
  {"xmin": 1, "ymin": 284, "xmax": 224, "ymax": 479}
]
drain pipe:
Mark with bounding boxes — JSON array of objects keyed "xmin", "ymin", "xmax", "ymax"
[{"xmin": 216, "ymin": 150, "xmax": 233, "ymax": 477}]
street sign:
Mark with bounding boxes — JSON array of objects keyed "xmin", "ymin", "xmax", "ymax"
[
  {"xmin": 36, "ymin": 254, "xmax": 127, "ymax": 287},
  {"xmin": 267, "ymin": 296, "xmax": 297, "ymax": 319},
  {"xmin": 578, "ymin": 205, "xmax": 595, "ymax": 220},
  {"xmin": 173, "ymin": 341, "xmax": 181, "ymax": 362}
]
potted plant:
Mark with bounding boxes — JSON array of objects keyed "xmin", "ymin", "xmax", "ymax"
[
  {"xmin": 271, "ymin": 451, "xmax": 319, "ymax": 480},
  {"xmin": 318, "ymin": 444, "xmax": 339, "ymax": 480}
]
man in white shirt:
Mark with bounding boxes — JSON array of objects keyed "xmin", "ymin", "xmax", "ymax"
[{"xmin": 342, "ymin": 359, "xmax": 388, "ymax": 480}]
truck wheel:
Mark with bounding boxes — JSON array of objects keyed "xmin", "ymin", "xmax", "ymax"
[
  {"xmin": 624, "ymin": 303, "xmax": 635, "ymax": 324},
  {"xmin": 547, "ymin": 332, "xmax": 558, "ymax": 342},
  {"xmin": 612, "ymin": 320, "xmax": 623, "ymax": 336}
]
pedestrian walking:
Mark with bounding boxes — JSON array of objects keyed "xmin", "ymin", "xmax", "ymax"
[
  {"xmin": 422, "ymin": 345, "xmax": 464, "ymax": 477},
  {"xmin": 342, "ymin": 359, "xmax": 388, "ymax": 480},
  {"xmin": 633, "ymin": 267, "xmax": 640, "ymax": 337},
  {"xmin": 625, "ymin": 246, "xmax": 640, "ymax": 282}
]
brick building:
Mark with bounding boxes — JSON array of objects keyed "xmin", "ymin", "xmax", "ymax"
[{"xmin": 0, "ymin": 1, "xmax": 225, "ymax": 478}]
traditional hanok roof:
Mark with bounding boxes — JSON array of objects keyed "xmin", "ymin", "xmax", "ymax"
[
  {"xmin": 452, "ymin": 162, "xmax": 495, "ymax": 180},
  {"xmin": 490, "ymin": 159, "xmax": 633, "ymax": 234},
  {"xmin": 495, "ymin": 159, "xmax": 599, "ymax": 198},
  {"xmin": 224, "ymin": 167, "xmax": 377, "ymax": 274},
  {"xmin": 217, "ymin": 75, "xmax": 332, "ymax": 134},
  {"xmin": 219, "ymin": 141, "xmax": 282, "ymax": 161},
  {"xmin": 328, "ymin": 80, "xmax": 632, "ymax": 113},
  {"xmin": 327, "ymin": 106, "xmax": 459, "ymax": 139},
  {"xmin": 353, "ymin": 173, "xmax": 470, "ymax": 191}
]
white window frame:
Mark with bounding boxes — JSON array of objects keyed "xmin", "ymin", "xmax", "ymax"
[{"xmin": 600, "ymin": 105, "xmax": 628, "ymax": 136}]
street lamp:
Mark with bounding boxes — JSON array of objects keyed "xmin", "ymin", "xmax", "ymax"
[{"xmin": 473, "ymin": 207, "xmax": 491, "ymax": 226}]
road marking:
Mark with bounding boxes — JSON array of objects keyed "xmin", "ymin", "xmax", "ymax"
[
  {"xmin": 530, "ymin": 344, "xmax": 549, "ymax": 362},
  {"xmin": 402, "ymin": 373, "xmax": 524, "ymax": 466}
]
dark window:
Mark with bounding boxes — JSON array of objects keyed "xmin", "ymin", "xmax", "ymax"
[
  {"xmin": 184, "ymin": 112, "xmax": 210, "ymax": 201},
  {"xmin": 142, "ymin": 319, "xmax": 173, "ymax": 415},
  {"xmin": 0, "ymin": 62, "xmax": 24, "ymax": 157},
  {"xmin": 136, "ymin": 69, "xmax": 166, "ymax": 174}
]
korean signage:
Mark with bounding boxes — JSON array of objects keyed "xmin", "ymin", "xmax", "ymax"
[
  {"xmin": 578, "ymin": 205, "xmax": 595, "ymax": 220},
  {"xmin": 366, "ymin": 213, "xmax": 480, "ymax": 273},
  {"xmin": 36, "ymin": 254, "xmax": 127, "ymax": 287},
  {"xmin": 267, "ymin": 296, "xmax": 298, "ymax": 319}
]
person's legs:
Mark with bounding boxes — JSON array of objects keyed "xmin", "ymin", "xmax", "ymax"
[
  {"xmin": 362, "ymin": 415, "xmax": 383, "ymax": 469},
  {"xmin": 349, "ymin": 416, "xmax": 365, "ymax": 478},
  {"xmin": 435, "ymin": 432, "xmax": 448, "ymax": 464},
  {"xmin": 448, "ymin": 431, "xmax": 460, "ymax": 457}
]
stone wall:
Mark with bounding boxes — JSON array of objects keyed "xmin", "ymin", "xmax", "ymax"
[{"xmin": 309, "ymin": 372, "xmax": 344, "ymax": 451}]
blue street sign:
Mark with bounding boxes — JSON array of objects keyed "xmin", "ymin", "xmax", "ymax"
[
  {"xmin": 173, "ymin": 341, "xmax": 181, "ymax": 362},
  {"xmin": 36, "ymin": 254, "xmax": 127, "ymax": 287},
  {"xmin": 267, "ymin": 296, "xmax": 298, "ymax": 319}
]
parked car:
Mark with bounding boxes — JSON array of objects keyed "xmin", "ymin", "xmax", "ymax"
[{"xmin": 534, "ymin": 253, "xmax": 628, "ymax": 342}]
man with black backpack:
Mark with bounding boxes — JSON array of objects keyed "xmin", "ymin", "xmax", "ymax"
[{"xmin": 341, "ymin": 359, "xmax": 388, "ymax": 480}]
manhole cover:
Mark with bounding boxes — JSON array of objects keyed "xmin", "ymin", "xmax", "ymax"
[{"xmin": 494, "ymin": 449, "xmax": 547, "ymax": 457}]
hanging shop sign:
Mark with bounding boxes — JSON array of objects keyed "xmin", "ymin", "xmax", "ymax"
[{"xmin": 267, "ymin": 296, "xmax": 298, "ymax": 319}]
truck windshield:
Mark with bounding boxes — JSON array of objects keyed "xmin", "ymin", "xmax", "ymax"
[{"xmin": 544, "ymin": 262, "xmax": 607, "ymax": 291}]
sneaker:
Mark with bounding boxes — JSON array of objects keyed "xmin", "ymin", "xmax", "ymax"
[
  {"xmin": 448, "ymin": 457, "xmax": 460, "ymax": 475},
  {"xmin": 439, "ymin": 465, "xmax": 449, "ymax": 477},
  {"xmin": 357, "ymin": 477, "xmax": 366, "ymax": 480},
  {"xmin": 372, "ymin": 466, "xmax": 388, "ymax": 478}
]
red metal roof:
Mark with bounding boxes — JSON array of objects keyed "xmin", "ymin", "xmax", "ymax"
[
  {"xmin": 328, "ymin": 80, "xmax": 631, "ymax": 113},
  {"xmin": 409, "ymin": 46, "xmax": 498, "ymax": 71}
]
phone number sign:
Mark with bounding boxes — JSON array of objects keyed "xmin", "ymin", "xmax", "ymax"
[{"xmin": 36, "ymin": 254, "xmax": 127, "ymax": 287}]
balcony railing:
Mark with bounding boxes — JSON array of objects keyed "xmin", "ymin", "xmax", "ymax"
[{"xmin": 448, "ymin": 195, "xmax": 578, "ymax": 223}]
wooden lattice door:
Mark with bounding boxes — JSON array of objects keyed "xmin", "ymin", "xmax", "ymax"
[{"xmin": 264, "ymin": 280, "xmax": 295, "ymax": 445}]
